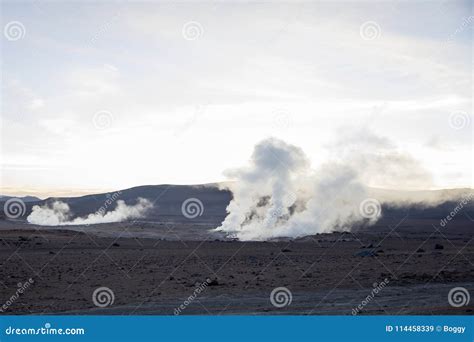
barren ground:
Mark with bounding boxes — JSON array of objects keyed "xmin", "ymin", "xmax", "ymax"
[{"xmin": 0, "ymin": 220, "xmax": 472, "ymax": 315}]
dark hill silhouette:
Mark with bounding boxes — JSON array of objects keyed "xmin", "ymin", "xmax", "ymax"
[
  {"xmin": 0, "ymin": 185, "xmax": 473, "ymax": 233},
  {"xmin": 0, "ymin": 195, "xmax": 41, "ymax": 202}
]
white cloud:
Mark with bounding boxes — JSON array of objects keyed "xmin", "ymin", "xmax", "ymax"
[{"xmin": 1, "ymin": 1, "xmax": 471, "ymax": 194}]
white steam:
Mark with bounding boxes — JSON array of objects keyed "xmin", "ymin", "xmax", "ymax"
[
  {"xmin": 27, "ymin": 198, "xmax": 152, "ymax": 226},
  {"xmin": 215, "ymin": 138, "xmax": 379, "ymax": 241}
]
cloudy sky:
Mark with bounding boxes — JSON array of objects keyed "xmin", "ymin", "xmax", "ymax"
[{"xmin": 1, "ymin": 0, "xmax": 472, "ymax": 197}]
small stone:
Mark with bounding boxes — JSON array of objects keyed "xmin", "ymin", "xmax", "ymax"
[{"xmin": 208, "ymin": 279, "xmax": 219, "ymax": 286}]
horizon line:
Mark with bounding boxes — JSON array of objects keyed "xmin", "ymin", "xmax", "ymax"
[{"xmin": 1, "ymin": 183, "xmax": 473, "ymax": 200}]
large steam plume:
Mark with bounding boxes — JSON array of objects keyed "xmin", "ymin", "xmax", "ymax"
[
  {"xmin": 215, "ymin": 138, "xmax": 379, "ymax": 241},
  {"xmin": 27, "ymin": 198, "xmax": 152, "ymax": 226}
]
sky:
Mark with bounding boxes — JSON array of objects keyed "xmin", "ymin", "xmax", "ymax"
[{"xmin": 1, "ymin": 0, "xmax": 472, "ymax": 198}]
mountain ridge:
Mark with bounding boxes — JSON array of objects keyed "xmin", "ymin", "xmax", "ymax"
[{"xmin": 1, "ymin": 184, "xmax": 473, "ymax": 226}]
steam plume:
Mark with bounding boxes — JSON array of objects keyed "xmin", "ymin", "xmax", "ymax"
[
  {"xmin": 27, "ymin": 198, "xmax": 152, "ymax": 226},
  {"xmin": 215, "ymin": 138, "xmax": 378, "ymax": 241}
]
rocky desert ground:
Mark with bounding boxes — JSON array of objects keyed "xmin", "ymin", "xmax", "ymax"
[{"xmin": 0, "ymin": 218, "xmax": 472, "ymax": 315}]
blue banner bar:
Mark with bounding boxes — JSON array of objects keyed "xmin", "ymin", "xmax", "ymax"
[{"xmin": 0, "ymin": 316, "xmax": 472, "ymax": 342}]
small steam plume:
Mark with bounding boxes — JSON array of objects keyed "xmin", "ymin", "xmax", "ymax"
[
  {"xmin": 27, "ymin": 198, "xmax": 152, "ymax": 226},
  {"xmin": 215, "ymin": 138, "xmax": 379, "ymax": 241}
]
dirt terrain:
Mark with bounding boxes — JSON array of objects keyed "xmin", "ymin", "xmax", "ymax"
[{"xmin": 0, "ymin": 220, "xmax": 472, "ymax": 315}]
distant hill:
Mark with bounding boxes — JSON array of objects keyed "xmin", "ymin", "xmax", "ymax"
[
  {"xmin": 0, "ymin": 195, "xmax": 41, "ymax": 202},
  {"xmin": 0, "ymin": 184, "xmax": 231, "ymax": 223},
  {"xmin": 0, "ymin": 184, "xmax": 473, "ymax": 232}
]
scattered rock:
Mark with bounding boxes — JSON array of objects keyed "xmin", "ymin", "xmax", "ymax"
[
  {"xmin": 354, "ymin": 250, "xmax": 376, "ymax": 257},
  {"xmin": 208, "ymin": 279, "xmax": 219, "ymax": 286}
]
